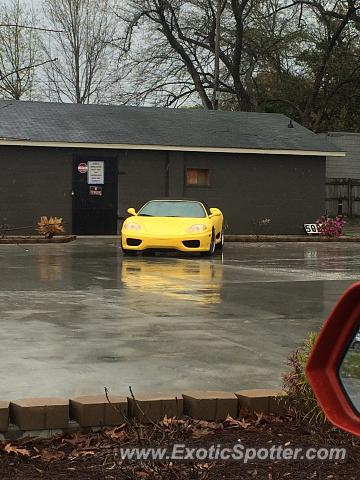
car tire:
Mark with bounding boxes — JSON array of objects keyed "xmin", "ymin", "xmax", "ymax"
[
  {"xmin": 201, "ymin": 231, "xmax": 216, "ymax": 257},
  {"xmin": 215, "ymin": 228, "xmax": 225, "ymax": 251}
]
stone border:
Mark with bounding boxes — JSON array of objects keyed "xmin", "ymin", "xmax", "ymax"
[
  {"xmin": 0, "ymin": 235, "xmax": 76, "ymax": 244},
  {"xmin": 225, "ymin": 235, "xmax": 360, "ymax": 242},
  {"xmin": 0, "ymin": 389, "xmax": 288, "ymax": 439}
]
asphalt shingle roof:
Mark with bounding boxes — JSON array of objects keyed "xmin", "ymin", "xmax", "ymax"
[{"xmin": 0, "ymin": 100, "xmax": 342, "ymax": 153}]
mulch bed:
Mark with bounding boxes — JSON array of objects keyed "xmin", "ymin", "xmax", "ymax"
[{"xmin": 0, "ymin": 412, "xmax": 359, "ymax": 479}]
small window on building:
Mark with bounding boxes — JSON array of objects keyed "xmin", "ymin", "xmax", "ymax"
[{"xmin": 186, "ymin": 168, "xmax": 210, "ymax": 186}]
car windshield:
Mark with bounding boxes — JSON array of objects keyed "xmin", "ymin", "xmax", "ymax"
[{"xmin": 138, "ymin": 200, "xmax": 206, "ymax": 218}]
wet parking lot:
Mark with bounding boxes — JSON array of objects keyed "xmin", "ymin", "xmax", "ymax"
[{"xmin": 1, "ymin": 239, "xmax": 360, "ymax": 400}]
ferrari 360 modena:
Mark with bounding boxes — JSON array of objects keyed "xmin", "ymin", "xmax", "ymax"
[{"xmin": 121, "ymin": 199, "xmax": 224, "ymax": 256}]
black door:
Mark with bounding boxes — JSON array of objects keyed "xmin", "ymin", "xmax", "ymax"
[{"xmin": 72, "ymin": 157, "xmax": 118, "ymax": 234}]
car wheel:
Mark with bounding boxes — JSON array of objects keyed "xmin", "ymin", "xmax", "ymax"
[
  {"xmin": 201, "ymin": 231, "xmax": 216, "ymax": 257},
  {"xmin": 215, "ymin": 228, "xmax": 225, "ymax": 251}
]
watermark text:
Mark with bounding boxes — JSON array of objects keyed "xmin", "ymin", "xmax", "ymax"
[{"xmin": 117, "ymin": 443, "xmax": 347, "ymax": 463}]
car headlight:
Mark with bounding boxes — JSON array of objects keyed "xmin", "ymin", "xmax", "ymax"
[
  {"xmin": 124, "ymin": 222, "xmax": 142, "ymax": 231},
  {"xmin": 186, "ymin": 224, "xmax": 207, "ymax": 233}
]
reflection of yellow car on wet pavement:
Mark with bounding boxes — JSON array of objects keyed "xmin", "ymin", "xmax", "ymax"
[
  {"xmin": 121, "ymin": 199, "xmax": 224, "ymax": 256},
  {"xmin": 121, "ymin": 257, "xmax": 223, "ymax": 304}
]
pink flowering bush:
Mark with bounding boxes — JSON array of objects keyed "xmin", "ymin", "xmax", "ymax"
[{"xmin": 316, "ymin": 215, "xmax": 345, "ymax": 237}]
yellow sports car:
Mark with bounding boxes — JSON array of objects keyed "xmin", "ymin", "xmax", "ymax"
[{"xmin": 121, "ymin": 199, "xmax": 224, "ymax": 256}]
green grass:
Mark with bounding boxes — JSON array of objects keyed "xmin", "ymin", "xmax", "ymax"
[{"xmin": 340, "ymin": 350, "xmax": 360, "ymax": 379}]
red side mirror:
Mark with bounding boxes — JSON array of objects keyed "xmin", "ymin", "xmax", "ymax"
[{"xmin": 306, "ymin": 281, "xmax": 360, "ymax": 436}]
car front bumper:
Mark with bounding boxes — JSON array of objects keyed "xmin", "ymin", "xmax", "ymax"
[{"xmin": 121, "ymin": 231, "xmax": 213, "ymax": 252}]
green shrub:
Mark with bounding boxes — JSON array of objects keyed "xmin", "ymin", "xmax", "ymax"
[{"xmin": 282, "ymin": 332, "xmax": 328, "ymax": 428}]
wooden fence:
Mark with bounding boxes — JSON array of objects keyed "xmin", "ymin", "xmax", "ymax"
[{"xmin": 326, "ymin": 178, "xmax": 360, "ymax": 216}]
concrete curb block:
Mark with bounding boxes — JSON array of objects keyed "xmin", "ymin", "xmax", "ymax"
[
  {"xmin": 0, "ymin": 235, "xmax": 76, "ymax": 244},
  {"xmin": 128, "ymin": 393, "xmax": 183, "ymax": 422},
  {"xmin": 225, "ymin": 235, "xmax": 360, "ymax": 242},
  {"xmin": 10, "ymin": 397, "xmax": 69, "ymax": 431},
  {"xmin": 0, "ymin": 389, "xmax": 287, "ymax": 437},
  {"xmin": 183, "ymin": 391, "xmax": 238, "ymax": 421},
  {"xmin": 0, "ymin": 401, "xmax": 9, "ymax": 432},
  {"xmin": 235, "ymin": 389, "xmax": 288, "ymax": 415},
  {"xmin": 70, "ymin": 395, "xmax": 128, "ymax": 427}
]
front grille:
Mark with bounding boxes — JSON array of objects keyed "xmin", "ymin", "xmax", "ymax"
[
  {"xmin": 126, "ymin": 238, "xmax": 142, "ymax": 246},
  {"xmin": 183, "ymin": 240, "xmax": 200, "ymax": 248}
]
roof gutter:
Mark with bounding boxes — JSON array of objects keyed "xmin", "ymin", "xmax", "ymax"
[{"xmin": 0, "ymin": 139, "xmax": 345, "ymax": 157}]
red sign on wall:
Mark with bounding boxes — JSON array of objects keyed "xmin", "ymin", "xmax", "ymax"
[
  {"xmin": 78, "ymin": 162, "xmax": 88, "ymax": 174},
  {"xmin": 89, "ymin": 186, "xmax": 102, "ymax": 196}
]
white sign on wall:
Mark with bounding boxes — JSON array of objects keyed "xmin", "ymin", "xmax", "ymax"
[
  {"xmin": 304, "ymin": 223, "xmax": 320, "ymax": 234},
  {"xmin": 87, "ymin": 161, "xmax": 104, "ymax": 185}
]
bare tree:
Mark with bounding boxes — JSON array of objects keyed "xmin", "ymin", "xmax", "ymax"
[
  {"xmin": 212, "ymin": 0, "xmax": 223, "ymax": 109},
  {"xmin": 115, "ymin": 0, "xmax": 250, "ymax": 109},
  {"xmin": 114, "ymin": 0, "xmax": 360, "ymax": 132},
  {"xmin": 114, "ymin": 0, "xmax": 298, "ymax": 110},
  {"xmin": 42, "ymin": 0, "xmax": 118, "ymax": 104},
  {"xmin": 259, "ymin": 0, "xmax": 360, "ymax": 130},
  {"xmin": 0, "ymin": 0, "xmax": 42, "ymax": 100}
]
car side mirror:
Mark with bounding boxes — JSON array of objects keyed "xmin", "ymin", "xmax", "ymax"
[
  {"xmin": 306, "ymin": 281, "xmax": 360, "ymax": 436},
  {"xmin": 127, "ymin": 207, "xmax": 136, "ymax": 216},
  {"xmin": 209, "ymin": 207, "xmax": 221, "ymax": 217}
]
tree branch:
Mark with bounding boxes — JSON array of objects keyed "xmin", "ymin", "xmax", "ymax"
[
  {"xmin": 0, "ymin": 23, "xmax": 64, "ymax": 33},
  {"xmin": 0, "ymin": 58, "xmax": 57, "ymax": 82}
]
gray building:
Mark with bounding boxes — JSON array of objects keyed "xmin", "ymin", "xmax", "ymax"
[
  {"xmin": 321, "ymin": 132, "xmax": 360, "ymax": 179},
  {"xmin": 319, "ymin": 132, "xmax": 360, "ymax": 216},
  {"xmin": 0, "ymin": 101, "xmax": 343, "ymax": 235}
]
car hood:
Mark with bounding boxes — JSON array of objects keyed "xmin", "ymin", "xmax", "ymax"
[{"xmin": 127, "ymin": 216, "xmax": 209, "ymax": 235}]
